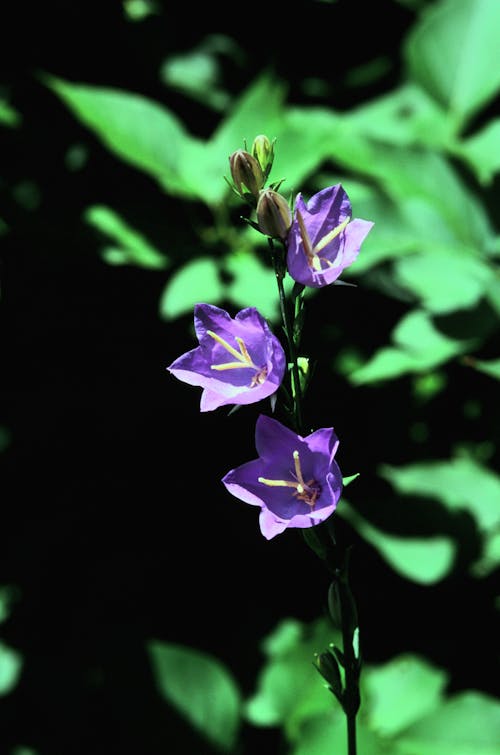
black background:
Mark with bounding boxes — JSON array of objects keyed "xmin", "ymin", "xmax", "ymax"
[{"xmin": 1, "ymin": 2, "xmax": 499, "ymax": 753}]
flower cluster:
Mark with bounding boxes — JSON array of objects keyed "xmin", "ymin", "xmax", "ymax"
[{"xmin": 167, "ymin": 135, "xmax": 373, "ymax": 539}]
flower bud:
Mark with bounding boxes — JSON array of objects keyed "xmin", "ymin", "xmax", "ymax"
[
  {"xmin": 256, "ymin": 189, "xmax": 292, "ymax": 240},
  {"xmin": 252, "ymin": 134, "xmax": 274, "ymax": 179},
  {"xmin": 314, "ymin": 649, "xmax": 343, "ymax": 701},
  {"xmin": 229, "ymin": 149, "xmax": 264, "ymax": 200}
]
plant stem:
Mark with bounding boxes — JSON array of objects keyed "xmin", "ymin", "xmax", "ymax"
[
  {"xmin": 268, "ymin": 238, "xmax": 304, "ymax": 434},
  {"xmin": 346, "ymin": 711, "xmax": 357, "ymax": 755},
  {"xmin": 337, "ymin": 549, "xmax": 360, "ymax": 755}
]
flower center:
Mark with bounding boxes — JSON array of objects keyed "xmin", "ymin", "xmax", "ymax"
[
  {"xmin": 207, "ymin": 330, "xmax": 267, "ymax": 387},
  {"xmin": 258, "ymin": 449, "xmax": 321, "ymax": 508},
  {"xmin": 296, "ymin": 209, "xmax": 350, "ymax": 272}
]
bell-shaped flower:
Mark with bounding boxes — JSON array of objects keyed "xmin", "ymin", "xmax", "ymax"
[
  {"xmin": 167, "ymin": 304, "xmax": 286, "ymax": 412},
  {"xmin": 286, "ymin": 184, "xmax": 373, "ymax": 288},
  {"xmin": 222, "ymin": 414, "xmax": 342, "ymax": 539}
]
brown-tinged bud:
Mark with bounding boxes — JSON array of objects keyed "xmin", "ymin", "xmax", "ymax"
[
  {"xmin": 252, "ymin": 134, "xmax": 274, "ymax": 179},
  {"xmin": 229, "ymin": 149, "xmax": 264, "ymax": 199},
  {"xmin": 256, "ymin": 189, "xmax": 292, "ymax": 240}
]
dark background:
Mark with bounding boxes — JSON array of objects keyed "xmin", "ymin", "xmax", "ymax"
[{"xmin": 1, "ymin": 2, "xmax": 499, "ymax": 753}]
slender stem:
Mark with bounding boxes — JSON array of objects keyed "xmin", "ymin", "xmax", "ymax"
[
  {"xmin": 337, "ymin": 551, "xmax": 359, "ymax": 755},
  {"xmin": 346, "ymin": 711, "xmax": 357, "ymax": 755},
  {"xmin": 268, "ymin": 238, "xmax": 304, "ymax": 434}
]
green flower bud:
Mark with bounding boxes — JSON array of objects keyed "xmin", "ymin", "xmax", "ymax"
[
  {"xmin": 252, "ymin": 134, "xmax": 274, "ymax": 179},
  {"xmin": 314, "ymin": 649, "xmax": 343, "ymax": 702},
  {"xmin": 256, "ymin": 189, "xmax": 292, "ymax": 240},
  {"xmin": 229, "ymin": 149, "xmax": 264, "ymax": 200}
]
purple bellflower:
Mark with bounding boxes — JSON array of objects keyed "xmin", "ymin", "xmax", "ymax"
[
  {"xmin": 167, "ymin": 303, "xmax": 286, "ymax": 412},
  {"xmin": 286, "ymin": 184, "xmax": 373, "ymax": 288},
  {"xmin": 222, "ymin": 414, "xmax": 342, "ymax": 539}
]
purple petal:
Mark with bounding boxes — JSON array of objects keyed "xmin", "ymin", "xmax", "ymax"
[
  {"xmin": 259, "ymin": 509, "xmax": 289, "ymax": 539},
  {"xmin": 222, "ymin": 459, "xmax": 267, "ymax": 507},
  {"xmin": 300, "ymin": 185, "xmax": 351, "ymax": 245},
  {"xmin": 254, "ymin": 414, "xmax": 300, "ymax": 462},
  {"xmin": 193, "ymin": 302, "xmax": 233, "ymax": 342}
]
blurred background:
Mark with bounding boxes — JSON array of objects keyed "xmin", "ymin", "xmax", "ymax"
[{"xmin": 1, "ymin": 1, "xmax": 500, "ymax": 753}]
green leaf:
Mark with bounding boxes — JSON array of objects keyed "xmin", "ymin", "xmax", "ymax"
[
  {"xmin": 464, "ymin": 355, "xmax": 500, "ymax": 382},
  {"xmin": 148, "ymin": 641, "xmax": 241, "ymax": 753},
  {"xmin": 380, "ymin": 456, "xmax": 500, "ymax": 531},
  {"xmin": 404, "ymin": 0, "xmax": 500, "ymax": 130},
  {"xmin": 323, "ymin": 138, "xmax": 493, "ymax": 251},
  {"xmin": 271, "ymin": 107, "xmax": 345, "ymax": 194},
  {"xmin": 455, "ymin": 118, "xmax": 500, "ymax": 184},
  {"xmin": 0, "ymin": 100, "xmax": 21, "ymax": 128},
  {"xmin": 210, "ymin": 74, "xmax": 285, "ymax": 169},
  {"xmin": 393, "ymin": 247, "xmax": 494, "ymax": 314},
  {"xmin": 291, "ymin": 713, "xmax": 394, "ymax": 755},
  {"xmin": 160, "ymin": 50, "xmax": 228, "ymax": 112},
  {"xmin": 363, "ymin": 655, "xmax": 448, "ymax": 738},
  {"xmin": 395, "ymin": 691, "xmax": 500, "ymax": 755},
  {"xmin": 84, "ymin": 205, "xmax": 169, "ymax": 269},
  {"xmin": 0, "ymin": 642, "xmax": 22, "ymax": 696},
  {"xmin": 159, "ymin": 257, "xmax": 223, "ymax": 320},
  {"xmin": 223, "ymin": 249, "xmax": 285, "ymax": 321},
  {"xmin": 344, "ymin": 83, "xmax": 454, "ymax": 149},
  {"xmin": 46, "ymin": 75, "xmax": 206, "ymax": 200},
  {"xmin": 338, "ymin": 503, "xmax": 456, "ymax": 584},
  {"xmin": 245, "ymin": 618, "xmax": 341, "ymax": 739},
  {"xmin": 0, "ymin": 585, "xmax": 16, "ymax": 623},
  {"xmin": 349, "ymin": 310, "xmax": 474, "ymax": 384}
]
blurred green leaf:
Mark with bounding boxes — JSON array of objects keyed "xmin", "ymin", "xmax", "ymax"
[
  {"xmin": 84, "ymin": 205, "xmax": 169, "ymax": 269},
  {"xmin": 223, "ymin": 249, "xmax": 294, "ymax": 321},
  {"xmin": 322, "ymin": 137, "xmax": 493, "ymax": 252},
  {"xmin": 0, "ymin": 642, "xmax": 22, "ymax": 696},
  {"xmin": 349, "ymin": 310, "xmax": 474, "ymax": 384},
  {"xmin": 404, "ymin": 0, "xmax": 500, "ymax": 130},
  {"xmin": 271, "ymin": 107, "xmax": 345, "ymax": 195},
  {"xmin": 46, "ymin": 75, "xmax": 206, "ymax": 200},
  {"xmin": 123, "ymin": 0, "xmax": 159, "ymax": 21},
  {"xmin": 148, "ymin": 641, "xmax": 241, "ymax": 753},
  {"xmin": 0, "ymin": 100, "xmax": 21, "ymax": 127},
  {"xmin": 363, "ymin": 655, "xmax": 448, "ymax": 738},
  {"xmin": 338, "ymin": 503, "xmax": 456, "ymax": 584},
  {"xmin": 160, "ymin": 50, "xmax": 228, "ymax": 111},
  {"xmin": 159, "ymin": 257, "xmax": 223, "ymax": 320},
  {"xmin": 393, "ymin": 247, "xmax": 494, "ymax": 314},
  {"xmin": 395, "ymin": 691, "xmax": 500, "ymax": 755},
  {"xmin": 380, "ymin": 456, "xmax": 500, "ymax": 531},
  {"xmin": 381, "ymin": 456, "xmax": 500, "ymax": 574},
  {"xmin": 455, "ymin": 119, "xmax": 500, "ymax": 184},
  {"xmin": 245, "ymin": 618, "xmax": 340, "ymax": 738},
  {"xmin": 0, "ymin": 586, "xmax": 16, "ymax": 623},
  {"xmin": 210, "ymin": 74, "xmax": 285, "ymax": 165},
  {"xmin": 464, "ymin": 355, "xmax": 500, "ymax": 382},
  {"xmin": 291, "ymin": 713, "xmax": 393, "ymax": 755},
  {"xmin": 344, "ymin": 83, "xmax": 454, "ymax": 149}
]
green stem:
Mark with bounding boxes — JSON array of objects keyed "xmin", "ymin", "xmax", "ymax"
[
  {"xmin": 268, "ymin": 238, "xmax": 304, "ymax": 434},
  {"xmin": 337, "ymin": 551, "xmax": 360, "ymax": 755}
]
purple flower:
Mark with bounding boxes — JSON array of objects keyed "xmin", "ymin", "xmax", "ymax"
[
  {"xmin": 222, "ymin": 415, "xmax": 342, "ymax": 539},
  {"xmin": 167, "ymin": 303, "xmax": 286, "ymax": 412},
  {"xmin": 286, "ymin": 184, "xmax": 373, "ymax": 288}
]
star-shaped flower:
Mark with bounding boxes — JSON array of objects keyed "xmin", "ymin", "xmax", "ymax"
[
  {"xmin": 222, "ymin": 414, "xmax": 342, "ymax": 539},
  {"xmin": 167, "ymin": 304, "xmax": 286, "ymax": 411}
]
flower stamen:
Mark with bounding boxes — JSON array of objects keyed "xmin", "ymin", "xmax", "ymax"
[
  {"xmin": 298, "ymin": 211, "xmax": 350, "ymax": 271},
  {"xmin": 313, "ymin": 216, "xmax": 350, "ymax": 253},
  {"xmin": 207, "ymin": 330, "xmax": 258, "ymax": 370},
  {"xmin": 258, "ymin": 449, "xmax": 321, "ymax": 508}
]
